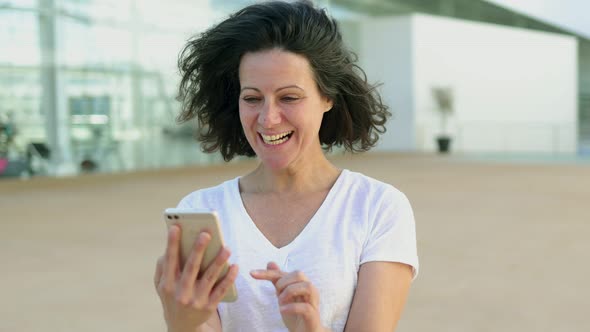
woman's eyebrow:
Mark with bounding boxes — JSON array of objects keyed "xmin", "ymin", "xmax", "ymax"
[
  {"xmin": 240, "ymin": 87, "xmax": 259, "ymax": 92},
  {"xmin": 276, "ymin": 85, "xmax": 304, "ymax": 92},
  {"xmin": 240, "ymin": 85, "xmax": 304, "ymax": 92}
]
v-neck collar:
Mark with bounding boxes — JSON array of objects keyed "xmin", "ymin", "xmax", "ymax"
[{"xmin": 232, "ymin": 169, "xmax": 347, "ymax": 253}]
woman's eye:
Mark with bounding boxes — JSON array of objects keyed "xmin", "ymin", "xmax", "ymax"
[
  {"xmin": 282, "ymin": 96, "xmax": 299, "ymax": 102},
  {"xmin": 243, "ymin": 97, "xmax": 261, "ymax": 104}
]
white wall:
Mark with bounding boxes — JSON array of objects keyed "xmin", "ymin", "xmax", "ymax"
[
  {"xmin": 357, "ymin": 16, "xmax": 416, "ymax": 151},
  {"xmin": 413, "ymin": 14, "xmax": 578, "ymax": 153},
  {"xmin": 355, "ymin": 14, "xmax": 578, "ymax": 154}
]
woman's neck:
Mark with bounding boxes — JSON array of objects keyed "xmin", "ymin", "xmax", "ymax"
[{"xmin": 242, "ymin": 156, "xmax": 341, "ymax": 195}]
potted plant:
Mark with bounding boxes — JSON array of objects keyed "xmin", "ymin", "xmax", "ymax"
[{"xmin": 431, "ymin": 86, "xmax": 454, "ymax": 153}]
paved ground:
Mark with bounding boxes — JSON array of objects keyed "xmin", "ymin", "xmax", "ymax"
[{"xmin": 1, "ymin": 152, "xmax": 589, "ymax": 332}]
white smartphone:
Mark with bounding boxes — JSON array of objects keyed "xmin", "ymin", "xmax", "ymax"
[{"xmin": 164, "ymin": 208, "xmax": 237, "ymax": 302}]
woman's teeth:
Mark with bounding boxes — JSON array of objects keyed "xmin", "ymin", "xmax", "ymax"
[{"xmin": 261, "ymin": 131, "xmax": 292, "ymax": 145}]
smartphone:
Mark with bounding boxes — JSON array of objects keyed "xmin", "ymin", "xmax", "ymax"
[{"xmin": 164, "ymin": 208, "xmax": 237, "ymax": 302}]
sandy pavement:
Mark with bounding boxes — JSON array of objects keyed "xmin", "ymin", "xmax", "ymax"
[{"xmin": 1, "ymin": 153, "xmax": 588, "ymax": 332}]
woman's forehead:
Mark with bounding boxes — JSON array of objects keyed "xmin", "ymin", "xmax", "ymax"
[{"xmin": 239, "ymin": 49, "xmax": 316, "ymax": 88}]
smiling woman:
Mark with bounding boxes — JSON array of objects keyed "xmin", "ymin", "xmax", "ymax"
[
  {"xmin": 238, "ymin": 49, "xmax": 333, "ymax": 170},
  {"xmin": 176, "ymin": 1, "xmax": 390, "ymax": 161},
  {"xmin": 154, "ymin": 1, "xmax": 419, "ymax": 331}
]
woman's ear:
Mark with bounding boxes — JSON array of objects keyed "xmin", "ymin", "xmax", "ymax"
[{"xmin": 324, "ymin": 97, "xmax": 334, "ymax": 113}]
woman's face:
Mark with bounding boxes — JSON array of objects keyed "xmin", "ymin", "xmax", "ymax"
[{"xmin": 238, "ymin": 49, "xmax": 333, "ymax": 171}]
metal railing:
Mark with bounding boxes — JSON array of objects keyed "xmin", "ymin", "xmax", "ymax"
[{"xmin": 418, "ymin": 121, "xmax": 579, "ymax": 154}]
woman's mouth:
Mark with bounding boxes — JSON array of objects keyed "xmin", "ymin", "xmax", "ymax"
[{"xmin": 259, "ymin": 131, "xmax": 294, "ymax": 145}]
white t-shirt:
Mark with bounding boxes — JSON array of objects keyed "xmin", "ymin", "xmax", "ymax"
[{"xmin": 177, "ymin": 169, "xmax": 419, "ymax": 332}]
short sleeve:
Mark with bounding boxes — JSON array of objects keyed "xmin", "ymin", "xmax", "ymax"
[
  {"xmin": 360, "ymin": 188, "xmax": 419, "ymax": 280},
  {"xmin": 176, "ymin": 192, "xmax": 196, "ymax": 209}
]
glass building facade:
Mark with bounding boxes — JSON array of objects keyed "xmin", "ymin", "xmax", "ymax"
[
  {"xmin": 1, "ymin": 0, "xmax": 588, "ymax": 178},
  {"xmin": 1, "ymin": 0, "xmax": 231, "ymax": 177},
  {"xmin": 0, "ymin": 0, "xmax": 343, "ymax": 178}
]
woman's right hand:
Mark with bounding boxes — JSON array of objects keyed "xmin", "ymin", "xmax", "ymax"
[{"xmin": 154, "ymin": 225, "xmax": 239, "ymax": 332}]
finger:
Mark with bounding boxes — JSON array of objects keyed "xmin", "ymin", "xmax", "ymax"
[
  {"xmin": 209, "ymin": 264, "xmax": 239, "ymax": 304},
  {"xmin": 278, "ymin": 281, "xmax": 312, "ymax": 305},
  {"xmin": 267, "ymin": 261, "xmax": 280, "ymax": 271},
  {"xmin": 196, "ymin": 246, "xmax": 232, "ymax": 294},
  {"xmin": 275, "ymin": 270, "xmax": 309, "ymax": 295},
  {"xmin": 251, "ymin": 261, "xmax": 283, "ymax": 282},
  {"xmin": 178, "ymin": 232, "xmax": 211, "ymax": 299},
  {"xmin": 162, "ymin": 225, "xmax": 181, "ymax": 284},
  {"xmin": 250, "ymin": 269, "xmax": 284, "ymax": 282},
  {"xmin": 154, "ymin": 257, "xmax": 163, "ymax": 289},
  {"xmin": 279, "ymin": 302, "xmax": 316, "ymax": 317}
]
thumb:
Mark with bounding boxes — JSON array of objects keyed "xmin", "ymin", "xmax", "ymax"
[{"xmin": 267, "ymin": 261, "xmax": 281, "ymax": 271}]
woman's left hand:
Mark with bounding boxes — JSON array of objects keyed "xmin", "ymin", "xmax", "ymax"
[{"xmin": 251, "ymin": 262, "xmax": 328, "ymax": 332}]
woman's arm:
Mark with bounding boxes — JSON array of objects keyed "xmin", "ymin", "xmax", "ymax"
[{"xmin": 344, "ymin": 261, "xmax": 414, "ymax": 331}]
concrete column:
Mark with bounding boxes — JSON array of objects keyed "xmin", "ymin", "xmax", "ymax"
[
  {"xmin": 130, "ymin": 0, "xmax": 144, "ymax": 169},
  {"xmin": 38, "ymin": 0, "xmax": 75, "ymax": 175}
]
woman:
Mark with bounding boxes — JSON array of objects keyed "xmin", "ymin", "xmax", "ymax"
[{"xmin": 154, "ymin": 1, "xmax": 419, "ymax": 331}]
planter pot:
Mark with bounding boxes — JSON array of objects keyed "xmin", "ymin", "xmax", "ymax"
[{"xmin": 436, "ymin": 136, "xmax": 452, "ymax": 153}]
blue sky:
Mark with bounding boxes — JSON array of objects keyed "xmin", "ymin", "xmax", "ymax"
[{"xmin": 485, "ymin": 0, "xmax": 590, "ymax": 38}]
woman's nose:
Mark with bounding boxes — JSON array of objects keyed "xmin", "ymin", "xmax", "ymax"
[{"xmin": 258, "ymin": 101, "xmax": 282, "ymax": 128}]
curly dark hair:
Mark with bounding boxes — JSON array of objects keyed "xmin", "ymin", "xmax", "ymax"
[{"xmin": 177, "ymin": 0, "xmax": 390, "ymax": 161}]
